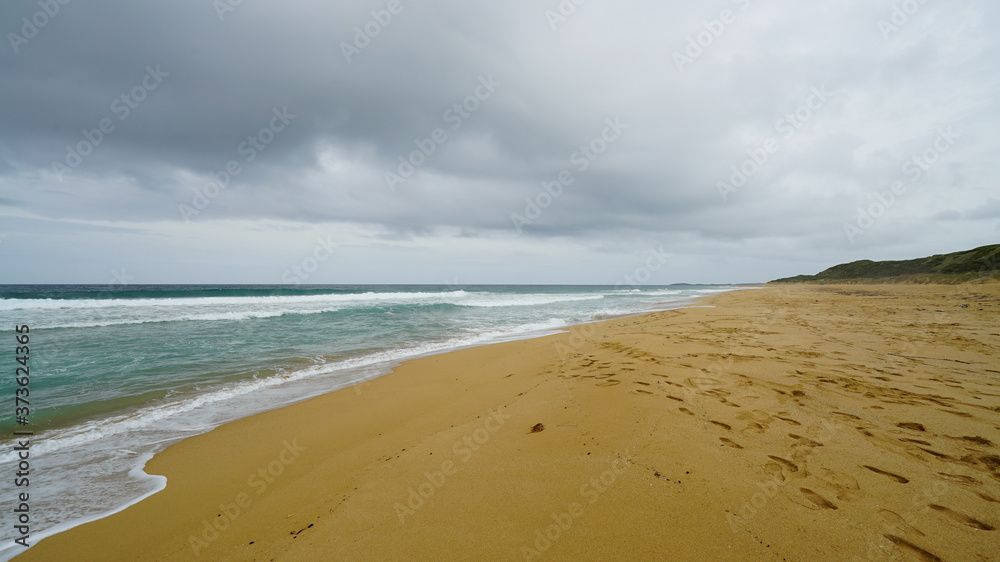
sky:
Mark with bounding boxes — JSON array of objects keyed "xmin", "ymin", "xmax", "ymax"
[{"xmin": 0, "ymin": 0, "xmax": 998, "ymax": 285}]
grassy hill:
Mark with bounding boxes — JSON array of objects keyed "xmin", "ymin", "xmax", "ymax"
[{"xmin": 770, "ymin": 244, "xmax": 1000, "ymax": 284}]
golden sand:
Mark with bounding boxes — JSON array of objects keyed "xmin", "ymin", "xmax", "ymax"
[{"xmin": 18, "ymin": 284, "xmax": 1000, "ymax": 561}]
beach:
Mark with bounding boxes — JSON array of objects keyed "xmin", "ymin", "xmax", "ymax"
[{"xmin": 17, "ymin": 284, "xmax": 1000, "ymax": 561}]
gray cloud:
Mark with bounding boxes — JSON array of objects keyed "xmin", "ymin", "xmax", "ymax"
[{"xmin": 1, "ymin": 0, "xmax": 998, "ymax": 283}]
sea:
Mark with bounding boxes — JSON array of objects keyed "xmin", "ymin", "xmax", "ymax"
[{"xmin": 0, "ymin": 284, "xmax": 736, "ymax": 558}]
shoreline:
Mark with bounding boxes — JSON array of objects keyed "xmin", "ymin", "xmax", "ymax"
[
  {"xmin": 16, "ymin": 284, "xmax": 1000, "ymax": 560},
  {"xmin": 1, "ymin": 290, "xmax": 716, "ymax": 441},
  {"xmin": 1, "ymin": 291, "xmax": 717, "ymax": 559}
]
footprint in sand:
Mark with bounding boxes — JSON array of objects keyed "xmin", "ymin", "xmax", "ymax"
[
  {"xmin": 709, "ymin": 421, "xmax": 732, "ymax": 431},
  {"xmin": 741, "ymin": 410, "xmax": 774, "ymax": 424},
  {"xmin": 936, "ymin": 472, "xmax": 980, "ymax": 485},
  {"xmin": 976, "ymin": 492, "xmax": 999, "ymax": 503},
  {"xmin": 664, "ymin": 395, "xmax": 684, "ymax": 402},
  {"xmin": 719, "ymin": 437, "xmax": 743, "ymax": 449},
  {"xmin": 799, "ymin": 488, "xmax": 838, "ymax": 510},
  {"xmin": 764, "ymin": 462, "xmax": 785, "ymax": 482},
  {"xmin": 685, "ymin": 376, "xmax": 723, "ymax": 392},
  {"xmin": 939, "ymin": 409, "xmax": 973, "ymax": 418},
  {"xmin": 976, "ymin": 454, "xmax": 1000, "ymax": 474},
  {"xmin": 928, "ymin": 505, "xmax": 995, "ymax": 531},
  {"xmin": 918, "ymin": 447, "xmax": 952, "ymax": 460},
  {"xmin": 883, "ymin": 535, "xmax": 942, "ymax": 562},
  {"xmin": 789, "ymin": 435, "xmax": 823, "ymax": 449},
  {"xmin": 768, "ymin": 455, "xmax": 799, "ymax": 473},
  {"xmin": 816, "ymin": 469, "xmax": 861, "ymax": 501},
  {"xmin": 678, "ymin": 407, "xmax": 695, "ymax": 416},
  {"xmin": 863, "ymin": 465, "xmax": 910, "ymax": 484},
  {"xmin": 634, "ymin": 389, "xmax": 654, "ymax": 395},
  {"xmin": 959, "ymin": 436, "xmax": 995, "ymax": 447},
  {"xmin": 878, "ymin": 510, "xmax": 924, "ymax": 537},
  {"xmin": 897, "ymin": 422, "xmax": 926, "ymax": 432},
  {"xmin": 775, "ymin": 416, "xmax": 802, "ymax": 426},
  {"xmin": 596, "ymin": 380, "xmax": 620, "ymax": 387}
]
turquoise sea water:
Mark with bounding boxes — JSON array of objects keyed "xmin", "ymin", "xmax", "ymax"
[{"xmin": 0, "ymin": 284, "xmax": 735, "ymax": 557}]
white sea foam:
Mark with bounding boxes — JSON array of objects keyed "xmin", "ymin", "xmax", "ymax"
[
  {"xmin": 4, "ymin": 290, "xmax": 611, "ymax": 329},
  {"xmin": 0, "ymin": 290, "xmax": 470, "ymax": 312},
  {"xmin": 456, "ymin": 294, "xmax": 605, "ymax": 308}
]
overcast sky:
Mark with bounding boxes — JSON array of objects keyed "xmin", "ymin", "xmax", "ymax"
[{"xmin": 0, "ymin": 0, "xmax": 997, "ymax": 284}]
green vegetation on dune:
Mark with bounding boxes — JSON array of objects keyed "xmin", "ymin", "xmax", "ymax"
[{"xmin": 771, "ymin": 244, "xmax": 1000, "ymax": 284}]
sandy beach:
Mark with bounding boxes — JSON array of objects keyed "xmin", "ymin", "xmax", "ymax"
[{"xmin": 18, "ymin": 284, "xmax": 1000, "ymax": 561}]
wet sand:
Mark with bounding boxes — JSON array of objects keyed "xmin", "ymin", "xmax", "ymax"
[{"xmin": 18, "ymin": 284, "xmax": 1000, "ymax": 561}]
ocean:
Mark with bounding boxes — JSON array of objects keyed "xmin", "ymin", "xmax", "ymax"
[{"xmin": 0, "ymin": 284, "xmax": 735, "ymax": 557}]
